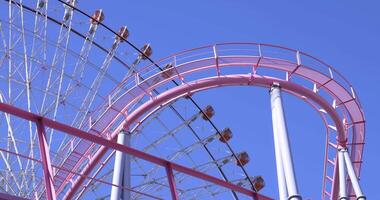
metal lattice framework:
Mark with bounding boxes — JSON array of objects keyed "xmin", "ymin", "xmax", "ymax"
[{"xmin": 0, "ymin": 0, "xmax": 365, "ymax": 200}]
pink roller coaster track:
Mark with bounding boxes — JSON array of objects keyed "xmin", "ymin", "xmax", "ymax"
[
  {"xmin": 64, "ymin": 43, "xmax": 364, "ymax": 199},
  {"xmin": 0, "ymin": 42, "xmax": 365, "ymax": 199}
]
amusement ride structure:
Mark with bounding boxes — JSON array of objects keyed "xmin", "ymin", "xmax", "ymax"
[{"xmin": 0, "ymin": 0, "xmax": 366, "ymax": 199}]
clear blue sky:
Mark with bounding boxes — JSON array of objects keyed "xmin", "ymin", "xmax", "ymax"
[
  {"xmin": 1, "ymin": 0, "xmax": 376, "ymax": 199},
  {"xmin": 83, "ymin": 0, "xmax": 379, "ymax": 199}
]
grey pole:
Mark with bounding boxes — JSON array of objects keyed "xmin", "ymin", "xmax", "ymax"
[
  {"xmin": 111, "ymin": 130, "xmax": 131, "ymax": 200},
  {"xmin": 343, "ymin": 150, "xmax": 365, "ymax": 199},
  {"xmin": 272, "ymin": 109, "xmax": 288, "ymax": 200},
  {"xmin": 122, "ymin": 132, "xmax": 131, "ymax": 200},
  {"xmin": 338, "ymin": 148, "xmax": 348, "ymax": 199},
  {"xmin": 270, "ymin": 83, "xmax": 301, "ymax": 200}
]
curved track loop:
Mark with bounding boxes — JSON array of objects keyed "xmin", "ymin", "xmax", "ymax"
[{"xmin": 64, "ymin": 43, "xmax": 364, "ymax": 199}]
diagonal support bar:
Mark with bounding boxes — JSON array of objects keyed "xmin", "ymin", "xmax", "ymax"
[{"xmin": 36, "ymin": 120, "xmax": 56, "ymax": 200}]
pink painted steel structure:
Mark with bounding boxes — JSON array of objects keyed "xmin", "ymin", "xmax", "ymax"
[
  {"xmin": 0, "ymin": 0, "xmax": 365, "ymax": 199},
  {"xmin": 1, "ymin": 42, "xmax": 366, "ymax": 199},
  {"xmin": 61, "ymin": 43, "xmax": 364, "ymax": 199},
  {"xmin": 36, "ymin": 120, "xmax": 57, "ymax": 200},
  {"xmin": 0, "ymin": 101, "xmax": 272, "ymax": 200}
]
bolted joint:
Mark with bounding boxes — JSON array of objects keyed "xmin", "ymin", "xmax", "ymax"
[
  {"xmin": 338, "ymin": 197, "xmax": 349, "ymax": 200},
  {"xmin": 356, "ymin": 196, "xmax": 366, "ymax": 200}
]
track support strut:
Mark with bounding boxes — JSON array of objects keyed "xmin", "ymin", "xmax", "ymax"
[
  {"xmin": 111, "ymin": 129, "xmax": 131, "ymax": 200},
  {"xmin": 270, "ymin": 83, "xmax": 301, "ymax": 200}
]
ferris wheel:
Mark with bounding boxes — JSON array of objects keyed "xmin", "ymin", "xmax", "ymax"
[{"xmin": 0, "ymin": 0, "xmax": 366, "ymax": 200}]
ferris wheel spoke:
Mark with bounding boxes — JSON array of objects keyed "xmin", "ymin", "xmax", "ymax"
[
  {"xmin": 128, "ymin": 157, "xmax": 156, "ymax": 194},
  {"xmin": 0, "ymin": 22, "xmax": 8, "ymax": 52},
  {"xmin": 156, "ymin": 116, "xmax": 214, "ymax": 168},
  {"xmin": 40, "ymin": 75, "xmax": 108, "ymax": 123},
  {"xmin": 31, "ymin": 60, "xmax": 108, "ymax": 106},
  {"xmin": 71, "ymin": 33, "xmax": 125, "ymax": 130},
  {"xmin": 158, "ymin": 160, "xmax": 220, "ymax": 196},
  {"xmin": 16, "ymin": 0, "xmax": 38, "ymax": 192},
  {"xmin": 161, "ymin": 102, "xmax": 241, "ymax": 195},
  {"xmin": 155, "ymin": 121, "xmax": 205, "ymax": 169},
  {"xmin": 0, "ymin": 94, "xmax": 23, "ymax": 172},
  {"xmin": 135, "ymin": 168, "xmax": 190, "ymax": 198},
  {"xmin": 0, "ymin": 169, "xmax": 17, "ymax": 195},
  {"xmin": 130, "ymin": 108, "xmax": 231, "ymax": 197},
  {"xmin": 51, "ymin": 22, "xmax": 104, "ymax": 152},
  {"xmin": 132, "ymin": 143, "xmax": 217, "ymax": 197},
  {"xmin": 141, "ymin": 112, "xmax": 200, "ymax": 153},
  {"xmin": 74, "ymin": 150, "xmax": 116, "ymax": 199},
  {"xmin": 145, "ymin": 146, "xmax": 220, "ymax": 198},
  {"xmin": 44, "ymin": 0, "xmax": 78, "ymax": 147},
  {"xmin": 39, "ymin": 0, "xmax": 76, "ymax": 114},
  {"xmin": 134, "ymin": 158, "xmax": 216, "ymax": 196},
  {"xmin": 27, "ymin": 0, "xmax": 49, "ymax": 80},
  {"xmin": 128, "ymin": 105, "xmax": 222, "ymax": 198},
  {"xmin": 0, "ymin": 150, "xmax": 21, "ymax": 194},
  {"xmin": 182, "ymin": 176, "xmax": 258, "ymax": 199},
  {"xmin": 28, "ymin": 0, "xmax": 48, "ymax": 94},
  {"xmin": 61, "ymin": 11, "xmax": 102, "ymax": 103},
  {"xmin": 0, "ymin": 145, "xmax": 22, "ymax": 193},
  {"xmin": 5, "ymin": 1, "xmax": 33, "ymax": 193},
  {"xmin": 168, "ymin": 129, "xmax": 227, "ymax": 160}
]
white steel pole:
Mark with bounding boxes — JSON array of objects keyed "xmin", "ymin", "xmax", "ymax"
[
  {"xmin": 338, "ymin": 148, "xmax": 348, "ymax": 199},
  {"xmin": 111, "ymin": 130, "xmax": 131, "ymax": 200},
  {"xmin": 122, "ymin": 132, "xmax": 131, "ymax": 200},
  {"xmin": 270, "ymin": 83, "xmax": 301, "ymax": 200},
  {"xmin": 272, "ymin": 109, "xmax": 288, "ymax": 200},
  {"xmin": 343, "ymin": 150, "xmax": 366, "ymax": 199}
]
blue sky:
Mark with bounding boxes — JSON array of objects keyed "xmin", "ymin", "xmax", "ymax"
[
  {"xmin": 0, "ymin": 0, "xmax": 378, "ymax": 199},
  {"xmin": 83, "ymin": 0, "xmax": 380, "ymax": 199}
]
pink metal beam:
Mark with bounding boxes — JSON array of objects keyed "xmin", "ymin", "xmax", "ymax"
[
  {"xmin": 54, "ymin": 74, "xmax": 345, "ymax": 199},
  {"xmin": 61, "ymin": 44, "xmax": 364, "ymax": 198},
  {"xmin": 0, "ymin": 74, "xmax": 348, "ymax": 200},
  {"xmin": 36, "ymin": 120, "xmax": 57, "ymax": 200},
  {"xmin": 0, "ymin": 192, "xmax": 29, "ymax": 200},
  {"xmin": 0, "ymin": 101, "xmax": 271, "ymax": 200},
  {"xmin": 165, "ymin": 162, "xmax": 179, "ymax": 200},
  {"xmin": 64, "ymin": 145, "xmax": 108, "ymax": 199},
  {"xmin": 0, "ymin": 147, "xmax": 161, "ymax": 200},
  {"xmin": 122, "ymin": 75, "xmax": 346, "ymax": 144},
  {"xmin": 75, "ymin": 150, "xmax": 115, "ymax": 199}
]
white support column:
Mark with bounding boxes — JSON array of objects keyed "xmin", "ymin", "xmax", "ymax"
[
  {"xmin": 272, "ymin": 110, "xmax": 288, "ymax": 200},
  {"xmin": 270, "ymin": 83, "xmax": 301, "ymax": 200},
  {"xmin": 338, "ymin": 148, "xmax": 348, "ymax": 200},
  {"xmin": 343, "ymin": 150, "xmax": 366, "ymax": 199},
  {"xmin": 122, "ymin": 132, "xmax": 131, "ymax": 200},
  {"xmin": 111, "ymin": 130, "xmax": 131, "ymax": 200}
]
